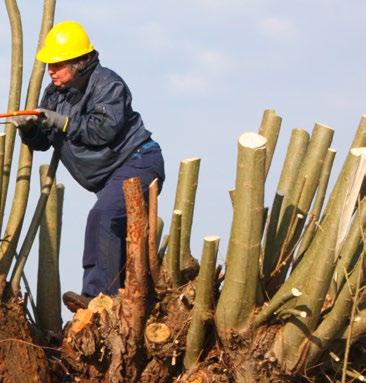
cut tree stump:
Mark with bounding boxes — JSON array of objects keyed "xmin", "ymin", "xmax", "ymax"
[{"xmin": 0, "ymin": 275, "xmax": 51, "ymax": 383}]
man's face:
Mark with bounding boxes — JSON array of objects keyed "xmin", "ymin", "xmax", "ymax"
[{"xmin": 48, "ymin": 61, "xmax": 75, "ymax": 87}]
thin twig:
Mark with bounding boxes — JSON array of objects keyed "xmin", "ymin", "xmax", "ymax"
[
  {"xmin": 270, "ymin": 213, "xmax": 305, "ymax": 278},
  {"xmin": 0, "ymin": 337, "xmax": 60, "ymax": 351},
  {"xmin": 14, "ymin": 250, "xmax": 39, "ymax": 326},
  {"xmin": 273, "ymin": 177, "xmax": 307, "ymax": 275}
]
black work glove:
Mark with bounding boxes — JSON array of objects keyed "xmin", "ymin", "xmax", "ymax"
[
  {"xmin": 37, "ymin": 108, "xmax": 69, "ymax": 133},
  {"xmin": 9, "ymin": 114, "xmax": 39, "ymax": 133}
]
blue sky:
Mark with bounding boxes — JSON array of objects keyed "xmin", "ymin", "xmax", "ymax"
[{"xmin": 1, "ymin": 1, "xmax": 366, "ymax": 321}]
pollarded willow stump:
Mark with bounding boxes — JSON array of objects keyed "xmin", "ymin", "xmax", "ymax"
[{"xmin": 0, "ymin": 275, "xmax": 51, "ymax": 383}]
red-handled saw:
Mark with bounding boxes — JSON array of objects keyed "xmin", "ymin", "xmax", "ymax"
[
  {"xmin": 0, "ymin": 110, "xmax": 42, "ymax": 125},
  {"xmin": 0, "ymin": 109, "xmax": 42, "ymax": 118}
]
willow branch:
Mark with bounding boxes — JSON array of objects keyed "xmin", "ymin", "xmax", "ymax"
[
  {"xmin": 258, "ymin": 109, "xmax": 282, "ymax": 179},
  {"xmin": 184, "ymin": 236, "xmax": 219, "ymax": 369},
  {"xmin": 166, "ymin": 210, "xmax": 182, "ymax": 287},
  {"xmin": 171, "ymin": 158, "xmax": 200, "ymax": 268},
  {"xmin": 296, "ymin": 148, "xmax": 336, "ymax": 260},
  {"xmin": 36, "ymin": 164, "xmax": 62, "ymax": 333},
  {"xmin": 10, "ymin": 152, "xmax": 59, "ymax": 294},
  {"xmin": 1, "ymin": 0, "xmax": 23, "ymax": 232},
  {"xmin": 215, "ymin": 132, "xmax": 266, "ymax": 335},
  {"xmin": 279, "ymin": 148, "xmax": 365, "ymax": 371},
  {"xmin": 270, "ymin": 124, "xmax": 334, "ymax": 286},
  {"xmin": 0, "ymin": 0, "xmax": 56, "ymax": 275}
]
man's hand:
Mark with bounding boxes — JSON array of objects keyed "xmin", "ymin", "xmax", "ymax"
[
  {"xmin": 37, "ymin": 108, "xmax": 69, "ymax": 133},
  {"xmin": 9, "ymin": 114, "xmax": 39, "ymax": 132}
]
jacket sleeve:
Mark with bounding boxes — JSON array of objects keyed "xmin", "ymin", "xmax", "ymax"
[{"xmin": 66, "ymin": 80, "xmax": 130, "ymax": 147}]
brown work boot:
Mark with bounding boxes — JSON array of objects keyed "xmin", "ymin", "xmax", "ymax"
[{"xmin": 62, "ymin": 291, "xmax": 91, "ymax": 313}]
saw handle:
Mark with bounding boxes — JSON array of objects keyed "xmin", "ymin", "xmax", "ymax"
[{"xmin": 0, "ymin": 110, "xmax": 42, "ymax": 119}]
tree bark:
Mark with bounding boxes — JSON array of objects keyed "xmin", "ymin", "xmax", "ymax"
[{"xmin": 0, "ymin": 276, "xmax": 51, "ymax": 382}]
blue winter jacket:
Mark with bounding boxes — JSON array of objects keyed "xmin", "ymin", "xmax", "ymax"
[{"xmin": 21, "ymin": 63, "xmax": 151, "ymax": 192}]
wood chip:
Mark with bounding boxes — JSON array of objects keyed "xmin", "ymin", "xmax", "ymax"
[
  {"xmin": 70, "ymin": 309, "xmax": 93, "ymax": 333},
  {"xmin": 88, "ymin": 293, "xmax": 114, "ymax": 314}
]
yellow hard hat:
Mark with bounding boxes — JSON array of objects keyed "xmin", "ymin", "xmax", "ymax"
[{"xmin": 36, "ymin": 20, "xmax": 94, "ymax": 64}]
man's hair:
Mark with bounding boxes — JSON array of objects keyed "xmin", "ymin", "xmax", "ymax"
[{"xmin": 68, "ymin": 51, "xmax": 95, "ymax": 74}]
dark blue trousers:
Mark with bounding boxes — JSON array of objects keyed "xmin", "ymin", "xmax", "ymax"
[{"xmin": 81, "ymin": 140, "xmax": 165, "ymax": 297}]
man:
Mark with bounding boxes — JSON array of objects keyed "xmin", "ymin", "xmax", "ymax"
[{"xmin": 12, "ymin": 20, "xmax": 165, "ymax": 312}]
